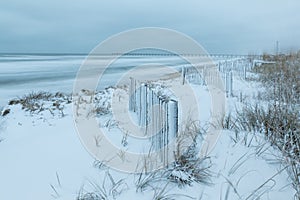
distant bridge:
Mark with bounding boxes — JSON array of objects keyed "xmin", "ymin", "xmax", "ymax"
[
  {"xmin": 109, "ymin": 53, "xmax": 262, "ymax": 59},
  {"xmin": 0, "ymin": 53, "xmax": 263, "ymax": 59}
]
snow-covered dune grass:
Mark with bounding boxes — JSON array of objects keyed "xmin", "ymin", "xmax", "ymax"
[
  {"xmin": 221, "ymin": 53, "xmax": 300, "ymax": 199},
  {"xmin": 0, "ymin": 54, "xmax": 299, "ymax": 199},
  {"xmin": 7, "ymin": 91, "xmax": 71, "ymax": 116},
  {"xmin": 0, "ymin": 87, "xmax": 296, "ymax": 200}
]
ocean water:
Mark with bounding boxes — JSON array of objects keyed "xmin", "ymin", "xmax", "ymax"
[{"xmin": 0, "ymin": 54, "xmax": 191, "ymax": 106}]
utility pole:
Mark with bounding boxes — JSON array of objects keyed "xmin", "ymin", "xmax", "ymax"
[{"xmin": 276, "ymin": 41, "xmax": 279, "ymax": 56}]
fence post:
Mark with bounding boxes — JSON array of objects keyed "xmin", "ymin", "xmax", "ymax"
[
  {"xmin": 202, "ymin": 68, "xmax": 205, "ymax": 85},
  {"xmin": 167, "ymin": 100, "xmax": 178, "ymax": 139},
  {"xmin": 158, "ymin": 96, "xmax": 163, "ymax": 161},
  {"xmin": 229, "ymin": 71, "xmax": 233, "ymax": 97},
  {"xmin": 243, "ymin": 64, "xmax": 247, "ymax": 79},
  {"xmin": 225, "ymin": 72, "xmax": 228, "ymax": 97},
  {"xmin": 181, "ymin": 66, "xmax": 186, "ymax": 85},
  {"xmin": 140, "ymin": 84, "xmax": 147, "ymax": 128},
  {"xmin": 137, "ymin": 85, "xmax": 141, "ymax": 125},
  {"xmin": 162, "ymin": 100, "xmax": 167, "ymax": 165},
  {"xmin": 167, "ymin": 99, "xmax": 178, "ymax": 165},
  {"xmin": 129, "ymin": 77, "xmax": 136, "ymax": 112}
]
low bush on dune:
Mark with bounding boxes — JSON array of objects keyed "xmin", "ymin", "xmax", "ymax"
[{"xmin": 7, "ymin": 91, "xmax": 71, "ymax": 116}]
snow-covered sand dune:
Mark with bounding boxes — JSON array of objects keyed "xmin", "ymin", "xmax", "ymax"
[{"xmin": 0, "ymin": 55, "xmax": 295, "ymax": 200}]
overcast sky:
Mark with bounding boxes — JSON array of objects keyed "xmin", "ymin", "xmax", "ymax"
[{"xmin": 0, "ymin": 0, "xmax": 299, "ymax": 54}]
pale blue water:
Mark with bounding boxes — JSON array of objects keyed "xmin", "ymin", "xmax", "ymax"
[{"xmin": 0, "ymin": 54, "xmax": 190, "ymax": 106}]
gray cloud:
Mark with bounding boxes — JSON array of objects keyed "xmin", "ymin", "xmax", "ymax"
[{"xmin": 0, "ymin": 0, "xmax": 299, "ymax": 54}]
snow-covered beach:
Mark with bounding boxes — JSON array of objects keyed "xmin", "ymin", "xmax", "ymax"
[{"xmin": 0, "ymin": 54, "xmax": 297, "ymax": 200}]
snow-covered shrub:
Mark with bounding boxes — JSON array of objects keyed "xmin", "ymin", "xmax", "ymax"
[
  {"xmin": 170, "ymin": 121, "xmax": 212, "ymax": 187},
  {"xmin": 9, "ymin": 91, "xmax": 71, "ymax": 116},
  {"xmin": 84, "ymin": 89, "xmax": 113, "ymax": 118},
  {"xmin": 170, "ymin": 153, "xmax": 212, "ymax": 187}
]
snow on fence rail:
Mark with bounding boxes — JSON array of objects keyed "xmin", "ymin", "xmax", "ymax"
[{"xmin": 129, "ymin": 78, "xmax": 178, "ymax": 165}]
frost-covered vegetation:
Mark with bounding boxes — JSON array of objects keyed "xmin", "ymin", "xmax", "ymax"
[
  {"xmin": 7, "ymin": 91, "xmax": 71, "ymax": 117},
  {"xmin": 224, "ymin": 52, "xmax": 300, "ymax": 198},
  {"xmin": 0, "ymin": 55, "xmax": 298, "ymax": 200}
]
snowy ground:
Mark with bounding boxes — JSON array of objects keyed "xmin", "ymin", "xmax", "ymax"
[{"xmin": 0, "ymin": 56, "xmax": 296, "ymax": 200}]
